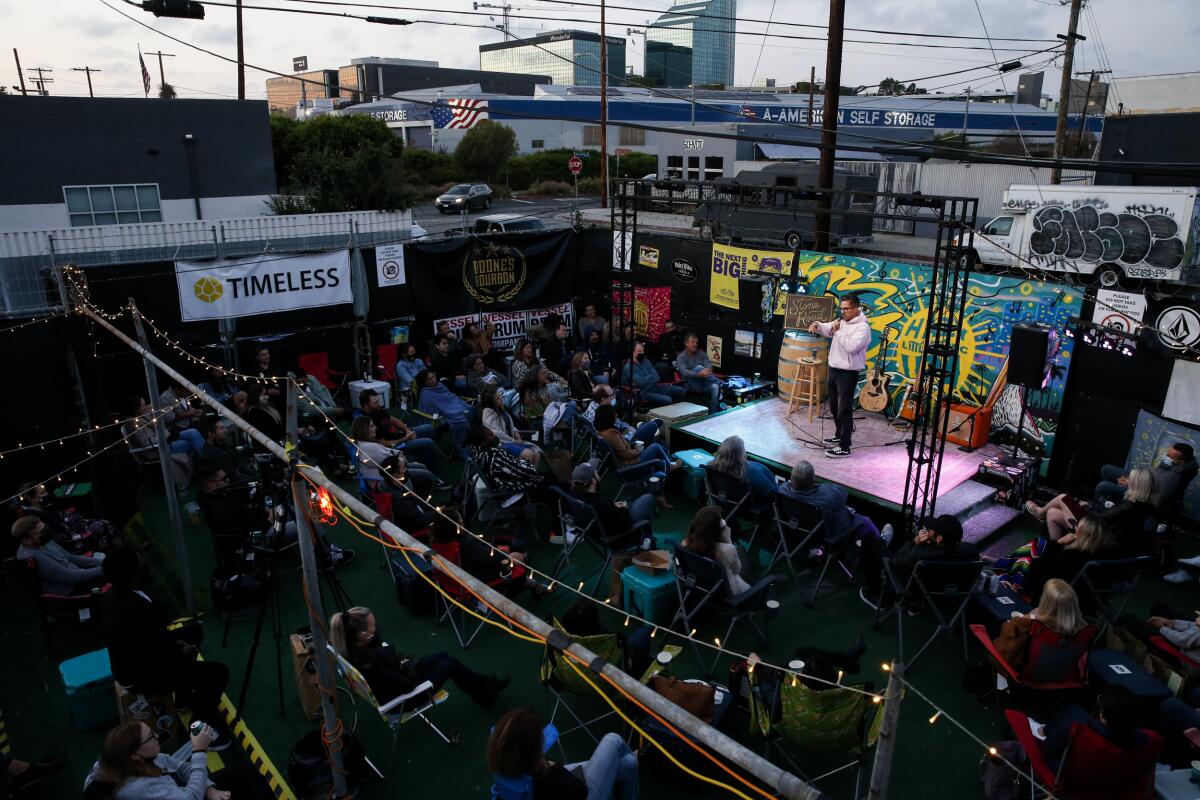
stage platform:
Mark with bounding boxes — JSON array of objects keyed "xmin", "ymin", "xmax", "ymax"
[{"xmin": 672, "ymin": 396, "xmax": 1006, "ymax": 514}]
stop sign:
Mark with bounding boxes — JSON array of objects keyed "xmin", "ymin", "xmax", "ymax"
[{"xmin": 568, "ymin": 156, "xmax": 583, "ymax": 175}]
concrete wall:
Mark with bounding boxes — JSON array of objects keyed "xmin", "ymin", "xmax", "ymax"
[{"xmin": 1107, "ymin": 73, "xmax": 1200, "ymax": 115}]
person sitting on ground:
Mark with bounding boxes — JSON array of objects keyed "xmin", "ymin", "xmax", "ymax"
[
  {"xmin": 415, "ymin": 368, "xmax": 472, "ymax": 449},
  {"xmin": 593, "ymin": 404, "xmax": 678, "ymax": 494},
  {"xmin": 566, "ymin": 351, "xmax": 599, "ymax": 402},
  {"xmin": 465, "ymin": 354, "xmax": 506, "ymax": 397},
  {"xmin": 682, "ymin": 506, "xmax": 754, "ymax": 595},
  {"xmin": 126, "ymin": 394, "xmax": 205, "ymax": 459},
  {"xmin": 710, "ymin": 435, "xmax": 777, "ymax": 506},
  {"xmin": 12, "ymin": 516, "xmax": 104, "ymax": 596},
  {"xmin": 376, "ymin": 454, "xmax": 438, "ymax": 532},
  {"xmin": 577, "ymin": 303, "xmax": 607, "ymax": 343},
  {"xmin": 995, "ymin": 516, "xmax": 1120, "ymax": 603},
  {"xmin": 429, "ymin": 335, "xmax": 469, "ymax": 394},
  {"xmin": 85, "ymin": 720, "xmax": 226, "ymax": 800},
  {"xmin": 778, "ymin": 459, "xmax": 892, "ymax": 549},
  {"xmin": 675, "ymin": 331, "xmax": 723, "ymax": 413},
  {"xmin": 560, "ymin": 597, "xmax": 651, "ymax": 678},
  {"xmin": 1039, "ymin": 686, "xmax": 1148, "ymax": 768},
  {"xmin": 569, "ymin": 462, "xmax": 657, "ymax": 549},
  {"xmin": 348, "ymin": 416, "xmax": 439, "ymax": 496},
  {"xmin": 358, "ymin": 388, "xmax": 442, "ymax": 470},
  {"xmin": 622, "ymin": 340, "xmax": 685, "ymax": 407},
  {"xmin": 1026, "ymin": 467, "xmax": 1157, "ymax": 542},
  {"xmin": 992, "ymin": 578, "xmax": 1088, "ymax": 672},
  {"xmin": 394, "ymin": 343, "xmax": 425, "ymax": 396},
  {"xmin": 199, "ymin": 367, "xmax": 239, "ymax": 406},
  {"xmin": 1095, "ymin": 442, "xmax": 1197, "ymax": 510},
  {"xmin": 467, "ymin": 427, "xmax": 562, "ymax": 504},
  {"xmin": 858, "ymin": 514, "xmax": 976, "ymax": 609},
  {"xmin": 541, "ymin": 320, "xmax": 575, "ymax": 376},
  {"xmin": 330, "ymin": 606, "xmax": 509, "ymax": 707},
  {"xmin": 194, "ymin": 417, "xmax": 246, "ymax": 480},
  {"xmin": 429, "ymin": 508, "xmax": 549, "ymax": 598},
  {"xmin": 100, "ymin": 550, "xmax": 230, "ymax": 743},
  {"xmin": 478, "ymin": 386, "xmax": 540, "ymax": 466},
  {"xmin": 487, "ymin": 707, "xmax": 638, "ymax": 800},
  {"xmin": 582, "ymin": 329, "xmax": 614, "ymax": 383}
]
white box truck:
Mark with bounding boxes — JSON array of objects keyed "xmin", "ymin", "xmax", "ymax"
[{"xmin": 968, "ymin": 185, "xmax": 1200, "ymax": 285}]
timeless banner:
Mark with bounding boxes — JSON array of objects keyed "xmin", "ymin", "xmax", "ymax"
[{"xmin": 176, "ymin": 250, "xmax": 352, "ymax": 321}]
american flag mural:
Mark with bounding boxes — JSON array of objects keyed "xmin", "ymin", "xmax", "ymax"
[{"xmin": 430, "ymin": 98, "xmax": 489, "ymax": 129}]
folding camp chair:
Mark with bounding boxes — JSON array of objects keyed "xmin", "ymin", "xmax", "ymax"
[
  {"xmin": 539, "ymin": 621, "xmax": 623, "ymax": 748},
  {"xmin": 970, "ymin": 621, "xmax": 1097, "ymax": 719},
  {"xmin": 772, "ymin": 491, "xmax": 855, "ymax": 606},
  {"xmin": 327, "ymin": 644, "xmax": 457, "ymax": 777},
  {"xmin": 428, "ymin": 541, "xmax": 491, "ymax": 649},
  {"xmin": 549, "ymin": 486, "xmax": 649, "ymax": 597},
  {"xmin": 298, "ymin": 352, "xmax": 348, "ymax": 396},
  {"xmin": 1004, "ymin": 708, "xmax": 1162, "ymax": 800},
  {"xmin": 1069, "ymin": 556, "xmax": 1154, "ymax": 634},
  {"xmin": 14, "ymin": 557, "xmax": 109, "ymax": 657},
  {"xmin": 872, "ymin": 557, "xmax": 984, "ymax": 668},
  {"xmin": 704, "ymin": 465, "xmax": 775, "ymax": 551},
  {"xmin": 462, "ymin": 457, "xmax": 540, "ymax": 541},
  {"xmin": 588, "ymin": 431, "xmax": 664, "ymax": 502},
  {"xmin": 670, "ymin": 543, "xmax": 778, "ymax": 677},
  {"xmin": 748, "ymin": 670, "xmax": 886, "ymax": 798}
]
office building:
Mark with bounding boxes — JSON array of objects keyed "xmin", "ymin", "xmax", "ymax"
[
  {"xmin": 645, "ymin": 0, "xmax": 736, "ymax": 89},
  {"xmin": 479, "ymin": 31, "xmax": 625, "ymax": 88}
]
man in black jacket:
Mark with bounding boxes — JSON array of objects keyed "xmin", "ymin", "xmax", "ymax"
[
  {"xmin": 100, "ymin": 550, "xmax": 230, "ymax": 741},
  {"xmin": 541, "ymin": 321, "xmax": 575, "ymax": 376},
  {"xmin": 858, "ymin": 514, "xmax": 977, "ymax": 609},
  {"xmin": 568, "ymin": 463, "xmax": 654, "ymax": 551}
]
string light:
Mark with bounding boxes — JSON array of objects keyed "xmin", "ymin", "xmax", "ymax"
[
  {"xmin": 0, "ymin": 311, "xmax": 71, "ymax": 335},
  {"xmin": 0, "ymin": 428, "xmax": 137, "ymax": 506},
  {"xmin": 929, "ymin": 710, "xmax": 942, "ymax": 724}
]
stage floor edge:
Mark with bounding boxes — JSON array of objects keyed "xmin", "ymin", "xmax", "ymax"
[{"xmin": 669, "ymin": 396, "xmax": 1003, "ymax": 512}]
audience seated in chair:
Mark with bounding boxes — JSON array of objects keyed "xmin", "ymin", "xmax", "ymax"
[
  {"xmin": 294, "ymin": 370, "xmax": 347, "ymax": 421},
  {"xmin": 487, "ymin": 707, "xmax": 638, "ymax": 800},
  {"xmin": 251, "ymin": 344, "xmax": 286, "ymax": 409},
  {"xmin": 415, "ymin": 369, "xmax": 472, "ymax": 449},
  {"xmin": 358, "ymin": 388, "xmax": 443, "ymax": 471},
  {"xmin": 711, "ymin": 435, "xmax": 777, "ymax": 506},
  {"xmin": 394, "ymin": 343, "xmax": 425, "ymax": 396},
  {"xmin": 992, "ymin": 578, "xmax": 1088, "ymax": 674},
  {"xmin": 567, "ymin": 352, "xmax": 599, "ymax": 402},
  {"xmin": 993, "ymin": 516, "xmax": 1120, "ymax": 603},
  {"xmin": 348, "ymin": 417, "xmax": 438, "ymax": 497},
  {"xmin": 1038, "ymin": 685, "xmax": 1149, "ymax": 768},
  {"xmin": 682, "ymin": 506, "xmax": 755, "ymax": 595},
  {"xmin": 1026, "ymin": 467, "xmax": 1157, "ymax": 543},
  {"xmin": 329, "ymin": 606, "xmax": 509, "ymax": 709},
  {"xmin": 467, "ymin": 427, "xmax": 564, "ymax": 506},
  {"xmin": 429, "ymin": 335, "xmax": 469, "ymax": 394},
  {"xmin": 11, "ymin": 516, "xmax": 105, "ymax": 596},
  {"xmin": 377, "ymin": 454, "xmax": 438, "ymax": 532},
  {"xmin": 429, "ymin": 508, "xmax": 549, "ymax": 599},
  {"xmin": 85, "ymin": 721, "xmax": 235, "ymax": 800},
  {"xmin": 465, "ymin": 354, "xmax": 506, "ymax": 397},
  {"xmin": 519, "ymin": 368, "xmax": 574, "ymax": 424},
  {"xmin": 621, "ymin": 340, "xmax": 684, "ymax": 407},
  {"xmin": 100, "ymin": 549, "xmax": 230, "ymax": 738},
  {"xmin": 1095, "ymin": 442, "xmax": 1197, "ymax": 509},
  {"xmin": 158, "ymin": 380, "xmax": 203, "ymax": 436},
  {"xmin": 199, "ymin": 366, "xmax": 239, "ymax": 406},
  {"xmin": 1118, "ymin": 602, "xmax": 1200, "ymax": 664},
  {"xmin": 858, "ymin": 514, "xmax": 976, "ymax": 609},
  {"xmin": 126, "ymin": 394, "xmax": 204, "ymax": 484},
  {"xmin": 675, "ymin": 332, "xmax": 723, "ymax": 413},
  {"xmin": 582, "ymin": 329, "xmax": 614, "ymax": 384},
  {"xmin": 569, "ymin": 463, "xmax": 656, "ymax": 551},
  {"xmin": 593, "ymin": 404, "xmax": 677, "ymax": 486},
  {"xmin": 14, "ymin": 481, "xmax": 123, "ymax": 554},
  {"xmin": 194, "ymin": 418, "xmax": 247, "ymax": 480},
  {"xmin": 478, "ymin": 386, "xmax": 541, "ymax": 466},
  {"xmin": 577, "ymin": 303, "xmax": 607, "ymax": 343},
  {"xmin": 541, "ymin": 320, "xmax": 576, "ymax": 377},
  {"xmin": 778, "ymin": 460, "xmax": 891, "ymax": 549}
]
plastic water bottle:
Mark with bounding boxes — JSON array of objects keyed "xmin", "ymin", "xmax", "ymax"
[{"xmin": 190, "ymin": 720, "xmax": 219, "ymax": 748}]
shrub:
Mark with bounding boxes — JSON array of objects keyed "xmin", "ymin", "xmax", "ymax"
[{"xmin": 525, "ymin": 180, "xmax": 574, "ymax": 196}]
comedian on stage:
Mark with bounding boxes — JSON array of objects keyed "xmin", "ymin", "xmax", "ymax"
[{"xmin": 809, "ymin": 293, "xmax": 871, "ymax": 458}]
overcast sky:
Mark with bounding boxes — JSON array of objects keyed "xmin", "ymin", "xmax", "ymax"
[{"xmin": 5, "ymin": 0, "xmax": 1197, "ymax": 101}]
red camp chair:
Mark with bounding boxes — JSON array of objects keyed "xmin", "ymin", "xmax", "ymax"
[
  {"xmin": 971, "ymin": 621, "xmax": 1097, "ymax": 692},
  {"xmin": 298, "ymin": 352, "xmax": 348, "ymax": 392},
  {"xmin": 376, "ymin": 344, "xmax": 399, "ymax": 384},
  {"xmin": 1004, "ymin": 708, "xmax": 1161, "ymax": 800},
  {"xmin": 429, "ymin": 540, "xmax": 522, "ymax": 648},
  {"xmin": 1148, "ymin": 635, "xmax": 1200, "ymax": 671}
]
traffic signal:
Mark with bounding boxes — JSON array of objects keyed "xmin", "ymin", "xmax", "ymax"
[{"xmin": 141, "ymin": 0, "xmax": 206, "ymax": 19}]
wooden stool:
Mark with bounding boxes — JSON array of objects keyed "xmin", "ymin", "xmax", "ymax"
[{"xmin": 786, "ymin": 357, "xmax": 824, "ymax": 422}]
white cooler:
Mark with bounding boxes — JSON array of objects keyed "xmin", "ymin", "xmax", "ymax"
[
  {"xmin": 349, "ymin": 378, "xmax": 391, "ymax": 409},
  {"xmin": 646, "ymin": 401, "xmax": 709, "ymax": 446}
]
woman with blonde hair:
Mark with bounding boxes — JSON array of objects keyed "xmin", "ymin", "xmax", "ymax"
[
  {"xmin": 1026, "ymin": 467, "xmax": 1156, "ymax": 541},
  {"xmin": 710, "ymin": 435, "xmax": 777, "ymax": 505},
  {"xmin": 993, "ymin": 578, "xmax": 1089, "ymax": 670},
  {"xmin": 994, "ymin": 514, "xmax": 1119, "ymax": 602}
]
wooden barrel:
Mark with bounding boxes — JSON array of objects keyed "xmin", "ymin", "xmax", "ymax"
[{"xmin": 777, "ymin": 331, "xmax": 828, "ymax": 402}]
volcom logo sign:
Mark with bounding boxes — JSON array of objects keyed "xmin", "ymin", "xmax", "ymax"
[{"xmin": 1156, "ymin": 305, "xmax": 1200, "ymax": 350}]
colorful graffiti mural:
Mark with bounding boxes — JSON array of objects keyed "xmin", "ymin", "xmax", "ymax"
[{"xmin": 789, "ymin": 252, "xmax": 1084, "ymax": 469}]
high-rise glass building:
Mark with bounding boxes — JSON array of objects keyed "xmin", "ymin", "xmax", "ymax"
[
  {"xmin": 645, "ymin": 0, "xmax": 736, "ymax": 89},
  {"xmin": 480, "ymin": 31, "xmax": 625, "ymax": 88}
]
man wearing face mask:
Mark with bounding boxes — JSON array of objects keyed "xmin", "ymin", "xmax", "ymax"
[
  {"xmin": 1095, "ymin": 442, "xmax": 1198, "ymax": 510},
  {"xmin": 621, "ymin": 340, "xmax": 686, "ymax": 407},
  {"xmin": 11, "ymin": 516, "xmax": 105, "ymax": 596},
  {"xmin": 809, "ymin": 293, "xmax": 872, "ymax": 458}
]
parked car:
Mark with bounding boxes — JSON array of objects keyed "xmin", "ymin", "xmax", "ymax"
[
  {"xmin": 471, "ymin": 214, "xmax": 546, "ymax": 234},
  {"xmin": 435, "ymin": 183, "xmax": 493, "ymax": 213}
]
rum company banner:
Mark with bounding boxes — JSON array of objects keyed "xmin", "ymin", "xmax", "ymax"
[
  {"xmin": 176, "ymin": 250, "xmax": 352, "ymax": 322},
  {"xmin": 709, "ymin": 243, "xmax": 793, "ymax": 309},
  {"xmin": 434, "ymin": 303, "xmax": 574, "ymax": 352}
]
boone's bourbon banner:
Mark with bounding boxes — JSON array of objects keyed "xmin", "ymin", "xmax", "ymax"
[{"xmin": 176, "ymin": 250, "xmax": 352, "ymax": 321}]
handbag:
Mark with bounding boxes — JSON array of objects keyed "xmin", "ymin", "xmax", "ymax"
[{"xmin": 649, "ymin": 675, "xmax": 717, "ymax": 724}]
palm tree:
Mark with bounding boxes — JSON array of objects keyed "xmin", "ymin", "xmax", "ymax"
[{"xmin": 158, "ymin": 82, "xmax": 177, "ymax": 99}]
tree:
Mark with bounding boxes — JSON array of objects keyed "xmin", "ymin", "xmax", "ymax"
[
  {"xmin": 267, "ymin": 114, "xmax": 409, "ymax": 214},
  {"xmin": 453, "ymin": 120, "xmax": 517, "ymax": 183},
  {"xmin": 158, "ymin": 82, "xmax": 177, "ymax": 99},
  {"xmin": 0, "ymin": 86, "xmax": 8, "ymax": 95}
]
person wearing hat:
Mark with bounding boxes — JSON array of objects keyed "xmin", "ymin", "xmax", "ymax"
[
  {"xmin": 857, "ymin": 514, "xmax": 977, "ymax": 610},
  {"xmin": 569, "ymin": 462, "xmax": 656, "ymax": 552}
]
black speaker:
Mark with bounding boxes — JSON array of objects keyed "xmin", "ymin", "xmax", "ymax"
[{"xmin": 1009, "ymin": 324, "xmax": 1051, "ymax": 388}]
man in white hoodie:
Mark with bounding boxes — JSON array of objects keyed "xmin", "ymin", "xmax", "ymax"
[{"xmin": 809, "ymin": 293, "xmax": 872, "ymax": 457}]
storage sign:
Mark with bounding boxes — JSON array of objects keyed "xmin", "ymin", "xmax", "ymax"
[{"xmin": 176, "ymin": 250, "xmax": 352, "ymax": 321}]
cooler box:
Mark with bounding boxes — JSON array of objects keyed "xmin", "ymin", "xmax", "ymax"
[
  {"xmin": 621, "ymin": 566, "xmax": 677, "ymax": 626},
  {"xmin": 646, "ymin": 402, "xmax": 708, "ymax": 446},
  {"xmin": 349, "ymin": 378, "xmax": 391, "ymax": 410},
  {"xmin": 60, "ymin": 648, "xmax": 118, "ymax": 731},
  {"xmin": 674, "ymin": 449, "xmax": 714, "ymax": 501}
]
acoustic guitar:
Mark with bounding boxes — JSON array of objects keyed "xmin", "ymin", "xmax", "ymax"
[{"xmin": 858, "ymin": 328, "xmax": 893, "ymax": 414}]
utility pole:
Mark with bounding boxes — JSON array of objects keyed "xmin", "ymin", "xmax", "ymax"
[
  {"xmin": 690, "ymin": 83, "xmax": 695, "ymax": 126},
  {"xmin": 1073, "ymin": 68, "xmax": 1110, "ymax": 156},
  {"xmin": 71, "ymin": 66, "xmax": 101, "ymax": 98},
  {"xmin": 807, "ymin": 65, "xmax": 815, "ymax": 123},
  {"xmin": 599, "ymin": 0, "xmax": 609, "ymax": 209},
  {"xmin": 1051, "ymin": 0, "xmax": 1085, "ymax": 184},
  {"xmin": 960, "ymin": 86, "xmax": 972, "ymax": 141},
  {"xmin": 12, "ymin": 49, "xmax": 27, "ymax": 95},
  {"xmin": 27, "ymin": 67, "xmax": 53, "ymax": 96},
  {"xmin": 815, "ymin": 0, "xmax": 846, "ymax": 252},
  {"xmin": 236, "ymin": 0, "xmax": 245, "ymax": 99},
  {"xmin": 146, "ymin": 50, "xmax": 176, "ymax": 95}
]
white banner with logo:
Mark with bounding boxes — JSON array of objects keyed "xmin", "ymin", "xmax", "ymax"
[
  {"xmin": 176, "ymin": 250, "xmax": 352, "ymax": 321},
  {"xmin": 434, "ymin": 302, "xmax": 575, "ymax": 351},
  {"xmin": 375, "ymin": 244, "xmax": 406, "ymax": 287}
]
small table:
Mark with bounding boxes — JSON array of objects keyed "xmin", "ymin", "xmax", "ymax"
[
  {"xmin": 729, "ymin": 381, "xmax": 776, "ymax": 405},
  {"xmin": 646, "ymin": 402, "xmax": 709, "ymax": 446},
  {"xmin": 349, "ymin": 378, "xmax": 391, "ymax": 410},
  {"xmin": 1088, "ymin": 649, "xmax": 1173, "ymax": 701},
  {"xmin": 970, "ymin": 587, "xmax": 1033, "ymax": 638}
]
